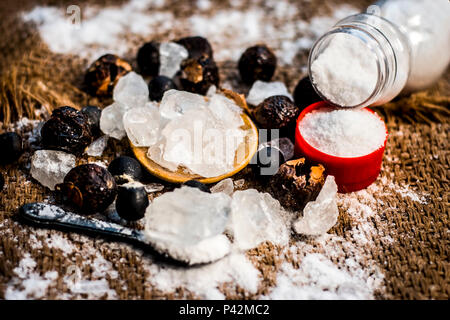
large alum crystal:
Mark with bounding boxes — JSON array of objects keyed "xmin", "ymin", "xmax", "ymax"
[
  {"xmin": 113, "ymin": 71, "xmax": 149, "ymax": 108},
  {"xmin": 293, "ymin": 175, "xmax": 339, "ymax": 236},
  {"xmin": 159, "ymin": 89, "xmax": 207, "ymax": 120},
  {"xmin": 229, "ymin": 189, "xmax": 289, "ymax": 250},
  {"xmin": 159, "ymin": 42, "xmax": 189, "ymax": 78},
  {"xmin": 210, "ymin": 178, "xmax": 234, "ymax": 196},
  {"xmin": 86, "ymin": 135, "xmax": 109, "ymax": 157},
  {"xmin": 99, "ymin": 102, "xmax": 128, "ymax": 140},
  {"xmin": 123, "ymin": 102, "xmax": 161, "ymax": 147},
  {"xmin": 246, "ymin": 80, "xmax": 294, "ymax": 106},
  {"xmin": 30, "ymin": 150, "xmax": 76, "ymax": 190},
  {"xmin": 144, "ymin": 186, "xmax": 232, "ymax": 264}
]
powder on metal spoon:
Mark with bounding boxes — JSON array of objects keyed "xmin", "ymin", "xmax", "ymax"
[{"xmin": 299, "ymin": 107, "xmax": 386, "ymax": 157}]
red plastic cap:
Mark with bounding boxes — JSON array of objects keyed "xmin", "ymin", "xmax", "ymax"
[{"xmin": 295, "ymin": 101, "xmax": 388, "ymax": 193}]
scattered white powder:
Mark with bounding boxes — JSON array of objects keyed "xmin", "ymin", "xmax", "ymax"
[
  {"xmin": 21, "ymin": 0, "xmax": 358, "ymax": 65},
  {"xmin": 46, "ymin": 233, "xmax": 76, "ymax": 255},
  {"xmin": 311, "ymin": 33, "xmax": 378, "ymax": 107},
  {"xmin": 299, "ymin": 107, "xmax": 386, "ymax": 157},
  {"xmin": 146, "ymin": 253, "xmax": 260, "ymax": 299}
]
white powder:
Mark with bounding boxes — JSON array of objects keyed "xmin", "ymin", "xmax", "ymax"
[
  {"xmin": 311, "ymin": 33, "xmax": 378, "ymax": 107},
  {"xmin": 299, "ymin": 107, "xmax": 386, "ymax": 157}
]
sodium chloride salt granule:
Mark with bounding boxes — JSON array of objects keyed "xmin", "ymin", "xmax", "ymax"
[
  {"xmin": 299, "ymin": 107, "xmax": 386, "ymax": 157},
  {"xmin": 310, "ymin": 33, "xmax": 378, "ymax": 107}
]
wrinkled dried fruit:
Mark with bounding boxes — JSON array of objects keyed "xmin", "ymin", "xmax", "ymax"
[
  {"xmin": 293, "ymin": 76, "xmax": 321, "ymax": 111},
  {"xmin": 81, "ymin": 105, "xmax": 102, "ymax": 138},
  {"xmin": 41, "ymin": 106, "xmax": 93, "ymax": 155},
  {"xmin": 116, "ymin": 182, "xmax": 149, "ymax": 221},
  {"xmin": 84, "ymin": 54, "xmax": 132, "ymax": 96},
  {"xmin": 137, "ymin": 41, "xmax": 160, "ymax": 77},
  {"xmin": 269, "ymin": 158, "xmax": 325, "ymax": 211},
  {"xmin": 253, "ymin": 95, "xmax": 299, "ymax": 129},
  {"xmin": 238, "ymin": 45, "xmax": 277, "ymax": 85},
  {"xmin": 183, "ymin": 180, "xmax": 211, "ymax": 193},
  {"xmin": 0, "ymin": 132, "xmax": 23, "ymax": 164},
  {"xmin": 176, "ymin": 36, "xmax": 213, "ymax": 59},
  {"xmin": 56, "ymin": 164, "xmax": 117, "ymax": 214},
  {"xmin": 179, "ymin": 54, "xmax": 219, "ymax": 95},
  {"xmin": 108, "ymin": 156, "xmax": 143, "ymax": 184},
  {"xmin": 148, "ymin": 76, "xmax": 177, "ymax": 102}
]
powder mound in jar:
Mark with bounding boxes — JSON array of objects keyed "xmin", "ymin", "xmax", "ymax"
[
  {"xmin": 311, "ymin": 33, "xmax": 378, "ymax": 107},
  {"xmin": 299, "ymin": 107, "xmax": 386, "ymax": 157}
]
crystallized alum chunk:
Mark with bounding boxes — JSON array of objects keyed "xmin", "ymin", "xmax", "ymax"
[
  {"xmin": 210, "ymin": 178, "xmax": 234, "ymax": 196},
  {"xmin": 123, "ymin": 102, "xmax": 161, "ymax": 147},
  {"xmin": 86, "ymin": 135, "xmax": 109, "ymax": 157},
  {"xmin": 159, "ymin": 42, "xmax": 189, "ymax": 78},
  {"xmin": 113, "ymin": 71, "xmax": 149, "ymax": 108},
  {"xmin": 246, "ymin": 80, "xmax": 293, "ymax": 106},
  {"xmin": 99, "ymin": 102, "xmax": 129, "ymax": 140},
  {"xmin": 159, "ymin": 89, "xmax": 207, "ymax": 120},
  {"xmin": 30, "ymin": 150, "xmax": 76, "ymax": 190},
  {"xmin": 293, "ymin": 175, "xmax": 339, "ymax": 236},
  {"xmin": 229, "ymin": 189, "xmax": 289, "ymax": 250}
]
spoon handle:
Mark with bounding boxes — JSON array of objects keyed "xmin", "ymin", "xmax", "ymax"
[{"xmin": 19, "ymin": 202, "xmax": 149, "ymax": 245}]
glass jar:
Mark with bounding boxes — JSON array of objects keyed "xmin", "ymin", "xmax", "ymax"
[{"xmin": 308, "ymin": 0, "xmax": 450, "ymax": 108}]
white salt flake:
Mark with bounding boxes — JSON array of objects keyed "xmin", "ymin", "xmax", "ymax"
[
  {"xmin": 144, "ymin": 186, "xmax": 232, "ymax": 264},
  {"xmin": 30, "ymin": 150, "xmax": 76, "ymax": 190},
  {"xmin": 299, "ymin": 107, "xmax": 386, "ymax": 157},
  {"xmin": 229, "ymin": 189, "xmax": 289, "ymax": 250},
  {"xmin": 246, "ymin": 81, "xmax": 293, "ymax": 106},
  {"xmin": 123, "ymin": 103, "xmax": 160, "ymax": 147},
  {"xmin": 210, "ymin": 178, "xmax": 234, "ymax": 196},
  {"xmin": 159, "ymin": 42, "xmax": 189, "ymax": 78},
  {"xmin": 86, "ymin": 135, "xmax": 109, "ymax": 157},
  {"xmin": 113, "ymin": 71, "xmax": 149, "ymax": 108},
  {"xmin": 293, "ymin": 176, "xmax": 339, "ymax": 236}
]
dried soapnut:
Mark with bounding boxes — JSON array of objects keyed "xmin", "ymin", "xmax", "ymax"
[
  {"xmin": 137, "ymin": 41, "xmax": 160, "ymax": 77},
  {"xmin": 41, "ymin": 106, "xmax": 93, "ymax": 155},
  {"xmin": 0, "ymin": 132, "xmax": 23, "ymax": 165},
  {"xmin": 293, "ymin": 76, "xmax": 322, "ymax": 111},
  {"xmin": 179, "ymin": 54, "xmax": 219, "ymax": 95},
  {"xmin": 176, "ymin": 36, "xmax": 213, "ymax": 59},
  {"xmin": 269, "ymin": 158, "xmax": 325, "ymax": 211},
  {"xmin": 253, "ymin": 95, "xmax": 300, "ymax": 129},
  {"xmin": 56, "ymin": 164, "xmax": 117, "ymax": 214},
  {"xmin": 148, "ymin": 76, "xmax": 177, "ymax": 102},
  {"xmin": 84, "ymin": 54, "xmax": 132, "ymax": 96},
  {"xmin": 238, "ymin": 45, "xmax": 277, "ymax": 85}
]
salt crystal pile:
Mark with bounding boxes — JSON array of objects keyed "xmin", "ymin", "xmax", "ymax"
[
  {"xmin": 293, "ymin": 176, "xmax": 339, "ymax": 236},
  {"xmin": 30, "ymin": 150, "xmax": 76, "ymax": 190},
  {"xmin": 246, "ymin": 81, "xmax": 293, "ymax": 106},
  {"xmin": 310, "ymin": 33, "xmax": 378, "ymax": 107},
  {"xmin": 159, "ymin": 42, "xmax": 189, "ymax": 78},
  {"xmin": 100, "ymin": 72, "xmax": 150, "ymax": 140},
  {"xmin": 299, "ymin": 107, "xmax": 386, "ymax": 157},
  {"xmin": 123, "ymin": 103, "xmax": 161, "ymax": 147},
  {"xmin": 144, "ymin": 186, "xmax": 232, "ymax": 264},
  {"xmin": 86, "ymin": 135, "xmax": 109, "ymax": 157},
  {"xmin": 147, "ymin": 90, "xmax": 246, "ymax": 177},
  {"xmin": 229, "ymin": 189, "xmax": 289, "ymax": 250}
]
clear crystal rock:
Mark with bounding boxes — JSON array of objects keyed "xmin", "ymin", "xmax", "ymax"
[
  {"xmin": 229, "ymin": 189, "xmax": 289, "ymax": 250},
  {"xmin": 293, "ymin": 176, "xmax": 339, "ymax": 236},
  {"xmin": 99, "ymin": 102, "xmax": 128, "ymax": 140},
  {"xmin": 113, "ymin": 71, "xmax": 149, "ymax": 108},
  {"xmin": 246, "ymin": 80, "xmax": 294, "ymax": 106},
  {"xmin": 144, "ymin": 186, "xmax": 231, "ymax": 246},
  {"xmin": 85, "ymin": 135, "xmax": 109, "ymax": 157},
  {"xmin": 159, "ymin": 42, "xmax": 189, "ymax": 78},
  {"xmin": 233, "ymin": 179, "xmax": 245, "ymax": 188},
  {"xmin": 210, "ymin": 178, "xmax": 234, "ymax": 196},
  {"xmin": 159, "ymin": 89, "xmax": 207, "ymax": 120},
  {"xmin": 123, "ymin": 102, "xmax": 160, "ymax": 147},
  {"xmin": 30, "ymin": 150, "xmax": 76, "ymax": 190}
]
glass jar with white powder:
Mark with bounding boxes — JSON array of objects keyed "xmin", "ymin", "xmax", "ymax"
[{"xmin": 308, "ymin": 0, "xmax": 450, "ymax": 108}]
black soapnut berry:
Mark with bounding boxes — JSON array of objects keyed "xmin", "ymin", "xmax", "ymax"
[
  {"xmin": 238, "ymin": 45, "xmax": 277, "ymax": 85},
  {"xmin": 179, "ymin": 54, "xmax": 219, "ymax": 95},
  {"xmin": 0, "ymin": 132, "xmax": 23, "ymax": 165},
  {"xmin": 253, "ymin": 95, "xmax": 300, "ymax": 129},
  {"xmin": 137, "ymin": 41, "xmax": 160, "ymax": 77},
  {"xmin": 148, "ymin": 76, "xmax": 177, "ymax": 102},
  {"xmin": 116, "ymin": 183, "xmax": 149, "ymax": 221},
  {"xmin": 108, "ymin": 156, "xmax": 143, "ymax": 184}
]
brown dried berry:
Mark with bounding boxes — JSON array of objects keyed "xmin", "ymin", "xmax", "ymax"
[
  {"xmin": 238, "ymin": 45, "xmax": 277, "ymax": 84},
  {"xmin": 179, "ymin": 54, "xmax": 219, "ymax": 95},
  {"xmin": 41, "ymin": 106, "xmax": 93, "ymax": 155},
  {"xmin": 136, "ymin": 41, "xmax": 160, "ymax": 77},
  {"xmin": 176, "ymin": 36, "xmax": 213, "ymax": 59},
  {"xmin": 269, "ymin": 158, "xmax": 325, "ymax": 211},
  {"xmin": 84, "ymin": 54, "xmax": 132, "ymax": 96},
  {"xmin": 56, "ymin": 164, "xmax": 117, "ymax": 214},
  {"xmin": 253, "ymin": 95, "xmax": 300, "ymax": 129}
]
